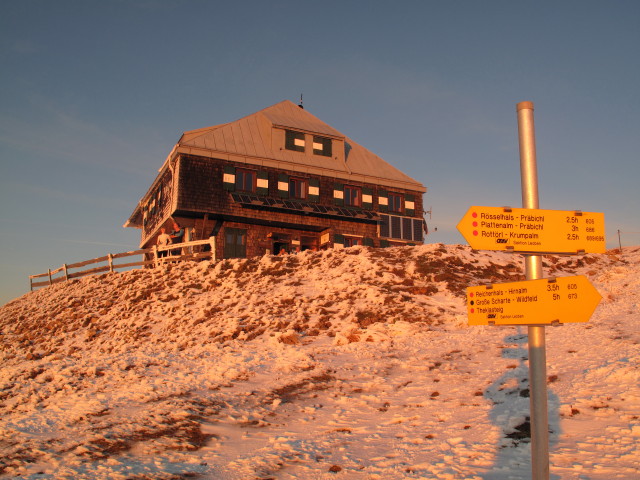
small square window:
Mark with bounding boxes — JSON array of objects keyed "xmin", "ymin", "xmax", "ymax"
[
  {"xmin": 285, "ymin": 130, "xmax": 305, "ymax": 152},
  {"xmin": 313, "ymin": 136, "xmax": 332, "ymax": 157}
]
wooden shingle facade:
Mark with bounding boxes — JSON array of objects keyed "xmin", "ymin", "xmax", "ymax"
[{"xmin": 125, "ymin": 100, "xmax": 427, "ymax": 259}]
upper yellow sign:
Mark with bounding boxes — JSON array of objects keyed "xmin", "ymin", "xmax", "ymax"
[
  {"xmin": 467, "ymin": 275, "xmax": 602, "ymax": 326},
  {"xmin": 457, "ymin": 206, "xmax": 606, "ymax": 254}
]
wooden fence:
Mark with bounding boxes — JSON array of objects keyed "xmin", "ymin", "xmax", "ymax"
[{"xmin": 29, "ymin": 237, "xmax": 216, "ymax": 291}]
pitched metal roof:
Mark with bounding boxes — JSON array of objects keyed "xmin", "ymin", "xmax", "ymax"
[{"xmin": 175, "ymin": 100, "xmax": 426, "ymax": 192}]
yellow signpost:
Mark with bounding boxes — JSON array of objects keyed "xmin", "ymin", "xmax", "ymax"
[
  {"xmin": 458, "ymin": 102, "xmax": 608, "ymax": 478},
  {"xmin": 466, "ymin": 275, "xmax": 602, "ymax": 326},
  {"xmin": 457, "ymin": 206, "xmax": 606, "ymax": 254}
]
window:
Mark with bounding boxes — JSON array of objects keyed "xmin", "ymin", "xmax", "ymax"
[
  {"xmin": 344, "ymin": 237, "xmax": 363, "ymax": 247},
  {"xmin": 224, "ymin": 228, "xmax": 247, "ymax": 259},
  {"xmin": 313, "ymin": 136, "xmax": 332, "ymax": 157},
  {"xmin": 379, "ymin": 214, "xmax": 424, "ymax": 242},
  {"xmin": 285, "ymin": 130, "xmax": 305, "ymax": 152},
  {"xmin": 391, "ymin": 216, "xmax": 402, "ymax": 238},
  {"xmin": 308, "ymin": 178, "xmax": 320, "ymax": 202},
  {"xmin": 362, "ymin": 187, "xmax": 373, "ymax": 209},
  {"xmin": 344, "ymin": 185, "xmax": 361, "ymax": 207},
  {"xmin": 235, "ymin": 169, "xmax": 256, "ymax": 192},
  {"xmin": 388, "ymin": 192, "xmax": 403, "ymax": 213},
  {"xmin": 289, "ymin": 177, "xmax": 308, "ymax": 199}
]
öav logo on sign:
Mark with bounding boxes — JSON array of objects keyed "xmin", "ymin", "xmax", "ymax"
[{"xmin": 496, "ymin": 238, "xmax": 508, "ymax": 244}]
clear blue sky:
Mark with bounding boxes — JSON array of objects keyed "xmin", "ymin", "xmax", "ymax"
[{"xmin": 1, "ymin": 1, "xmax": 639, "ymax": 305}]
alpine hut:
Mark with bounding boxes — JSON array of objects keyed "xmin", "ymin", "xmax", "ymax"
[{"xmin": 124, "ymin": 100, "xmax": 427, "ymax": 259}]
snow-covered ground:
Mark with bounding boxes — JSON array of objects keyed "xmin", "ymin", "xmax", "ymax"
[{"xmin": 0, "ymin": 244, "xmax": 638, "ymax": 480}]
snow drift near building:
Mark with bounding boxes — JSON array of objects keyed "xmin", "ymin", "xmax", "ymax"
[{"xmin": 1, "ymin": 244, "xmax": 638, "ymax": 479}]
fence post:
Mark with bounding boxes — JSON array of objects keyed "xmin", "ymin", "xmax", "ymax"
[
  {"xmin": 209, "ymin": 236, "xmax": 216, "ymax": 261},
  {"xmin": 108, "ymin": 253, "xmax": 114, "ymax": 272},
  {"xmin": 63, "ymin": 264, "xmax": 69, "ymax": 281},
  {"xmin": 48, "ymin": 269, "xmax": 53, "ymax": 286},
  {"xmin": 153, "ymin": 245, "xmax": 159, "ymax": 267}
]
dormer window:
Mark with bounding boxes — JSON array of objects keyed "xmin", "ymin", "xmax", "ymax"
[
  {"xmin": 285, "ymin": 130, "xmax": 305, "ymax": 152},
  {"xmin": 313, "ymin": 136, "xmax": 332, "ymax": 157}
]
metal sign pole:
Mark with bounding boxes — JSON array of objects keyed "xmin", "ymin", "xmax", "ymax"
[{"xmin": 516, "ymin": 101, "xmax": 550, "ymax": 479}]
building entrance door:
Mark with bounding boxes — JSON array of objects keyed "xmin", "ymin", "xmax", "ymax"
[{"xmin": 224, "ymin": 228, "xmax": 246, "ymax": 258}]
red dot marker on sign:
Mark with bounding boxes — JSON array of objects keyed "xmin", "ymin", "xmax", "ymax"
[
  {"xmin": 472, "ymin": 212, "xmax": 478, "ymax": 218},
  {"xmin": 473, "ymin": 231, "xmax": 479, "ymax": 236},
  {"xmin": 473, "ymin": 221, "xmax": 478, "ymax": 227}
]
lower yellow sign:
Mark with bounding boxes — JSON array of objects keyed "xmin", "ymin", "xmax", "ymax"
[{"xmin": 466, "ymin": 275, "xmax": 602, "ymax": 326}]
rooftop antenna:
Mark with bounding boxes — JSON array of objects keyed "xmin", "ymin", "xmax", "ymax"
[{"xmin": 298, "ymin": 94, "xmax": 304, "ymax": 109}]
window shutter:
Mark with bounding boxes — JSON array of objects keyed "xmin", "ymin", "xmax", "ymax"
[
  {"xmin": 223, "ymin": 165, "xmax": 236, "ymax": 191},
  {"xmin": 333, "ymin": 233, "xmax": 345, "ymax": 246},
  {"xmin": 378, "ymin": 189, "xmax": 388, "ymax": 212},
  {"xmin": 405, "ymin": 194, "xmax": 415, "ymax": 217},
  {"xmin": 333, "ymin": 183, "xmax": 344, "ymax": 206},
  {"xmin": 278, "ymin": 173, "xmax": 289, "ymax": 198},
  {"xmin": 308, "ymin": 178, "xmax": 320, "ymax": 202},
  {"xmin": 362, "ymin": 187, "xmax": 373, "ymax": 210},
  {"xmin": 257, "ymin": 171, "xmax": 269, "ymax": 196},
  {"xmin": 363, "ymin": 237, "xmax": 374, "ymax": 247}
]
